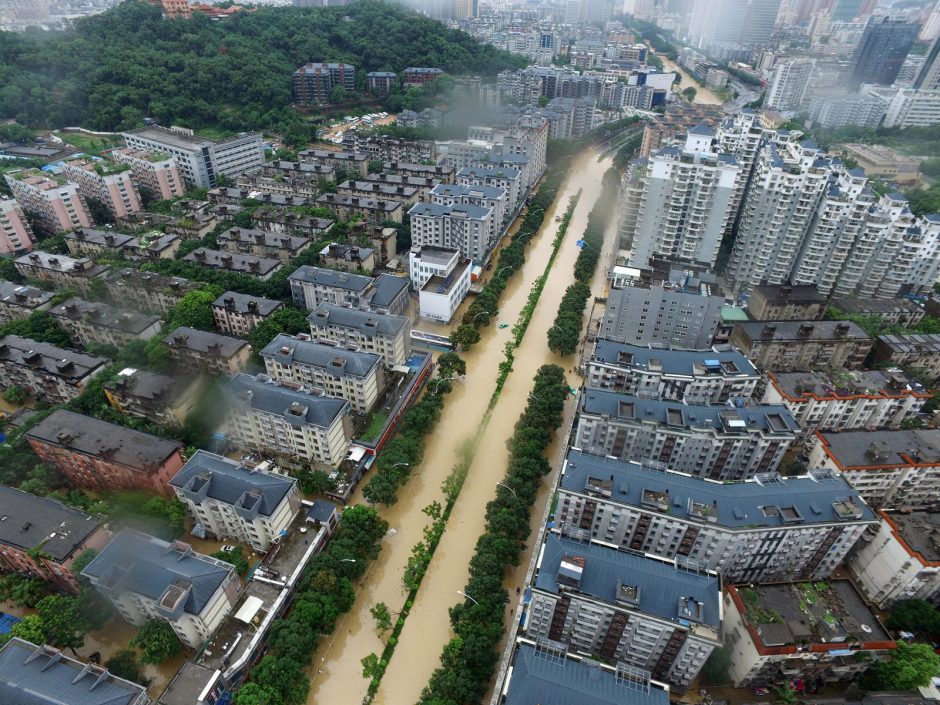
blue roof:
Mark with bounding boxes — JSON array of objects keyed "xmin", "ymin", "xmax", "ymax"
[
  {"xmin": 688, "ymin": 122, "xmax": 713, "ymax": 136},
  {"xmin": 592, "ymin": 340, "xmax": 757, "ymax": 378},
  {"xmin": 369, "ymin": 273, "xmax": 409, "ymax": 308},
  {"xmin": 260, "ymin": 333, "xmax": 381, "ymax": 378},
  {"xmin": 505, "ymin": 643, "xmax": 671, "ymax": 705},
  {"xmin": 560, "ymin": 449, "xmax": 875, "ymax": 528},
  {"xmin": 307, "ymin": 499, "xmax": 338, "ymax": 523},
  {"xmin": 536, "ymin": 533, "xmax": 721, "ymax": 628}
]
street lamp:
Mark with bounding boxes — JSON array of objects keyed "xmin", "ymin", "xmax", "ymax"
[
  {"xmin": 431, "ymin": 375, "xmax": 456, "ymax": 392},
  {"xmin": 457, "ymin": 590, "xmax": 479, "ymax": 606},
  {"xmin": 496, "ymin": 482, "xmax": 517, "ymax": 497},
  {"xmin": 472, "ymin": 310, "xmax": 493, "ymax": 323},
  {"xmin": 339, "ymin": 558, "xmax": 357, "ymax": 564},
  {"xmin": 496, "ymin": 266, "xmax": 512, "ymax": 278},
  {"xmin": 391, "ymin": 461, "xmax": 409, "ymax": 469}
]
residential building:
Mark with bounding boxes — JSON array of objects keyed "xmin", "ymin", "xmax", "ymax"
[
  {"xmin": 413, "ymin": 249, "xmax": 471, "ymax": 323},
  {"xmin": 838, "ymin": 143, "xmax": 921, "ymax": 186},
  {"xmin": 14, "ymin": 250, "xmax": 109, "ymax": 296},
  {"xmin": 162, "ymin": 326, "xmax": 251, "ymax": 376},
  {"xmin": 170, "ymin": 451, "xmax": 301, "ymax": 552},
  {"xmin": 261, "ymin": 333, "xmax": 385, "ymax": 413},
  {"xmin": 307, "ymin": 302, "xmax": 410, "ymax": 367},
  {"xmin": 0, "ymin": 487, "xmax": 110, "ymax": 593},
  {"xmin": 182, "ymin": 248, "xmax": 282, "ymax": 280},
  {"xmin": 50, "ymin": 297, "xmax": 162, "ymax": 347},
  {"xmin": 26, "ymin": 409, "xmax": 185, "ymax": 495},
  {"xmin": 849, "ymin": 16, "xmax": 920, "ymax": 87},
  {"xmin": 621, "ymin": 127, "xmax": 741, "ymax": 271},
  {"xmin": 364, "ymin": 172, "xmax": 439, "ymax": 202},
  {"xmin": 250, "ymin": 208, "xmax": 334, "ymax": 239},
  {"xmin": 298, "ymin": 149, "xmax": 369, "ymax": 178},
  {"xmin": 383, "ymin": 161, "xmax": 456, "ymax": 183},
  {"xmin": 367, "ymin": 71, "xmax": 396, "ymax": 97},
  {"xmin": 806, "ymin": 91, "xmax": 888, "ymax": 130},
  {"xmin": 0, "ymin": 281, "xmax": 52, "ymax": 322},
  {"xmin": 747, "ymin": 284, "xmax": 827, "ymax": 322},
  {"xmin": 62, "ymin": 158, "xmax": 142, "ymax": 219},
  {"xmin": 557, "ymin": 449, "xmax": 875, "ymax": 583},
  {"xmin": 429, "ymin": 182, "xmax": 506, "ymax": 247},
  {"xmin": 289, "ymin": 265, "xmax": 409, "ymax": 316},
  {"xmin": 122, "ymin": 126, "xmax": 265, "ymax": 188},
  {"xmin": 526, "ymin": 533, "xmax": 720, "ymax": 689},
  {"xmin": 409, "ymin": 201, "xmax": 496, "ymax": 263},
  {"xmin": 104, "ymin": 268, "xmax": 200, "ymax": 315},
  {"xmin": 65, "ymin": 227, "xmax": 181, "ymax": 261},
  {"xmin": 112, "ymin": 146, "xmax": 186, "ymax": 200},
  {"xmin": 0, "ymin": 198, "xmax": 35, "ymax": 255},
  {"xmin": 688, "ymin": 0, "xmax": 781, "ymax": 52},
  {"xmin": 208, "ymin": 187, "xmax": 311, "ymax": 210},
  {"xmin": 368, "ymin": 273, "xmax": 410, "ymax": 316},
  {"xmin": 82, "ymin": 530, "xmax": 239, "ymax": 650},
  {"xmin": 879, "ymin": 87, "xmax": 940, "ymax": 128},
  {"xmin": 292, "ymin": 63, "xmax": 356, "ymax": 105},
  {"xmin": 576, "ymin": 390, "xmax": 796, "ymax": 480},
  {"xmin": 211, "ymin": 292, "xmax": 282, "ymax": 337},
  {"xmin": 315, "ymin": 193, "xmax": 403, "ymax": 224},
  {"xmin": 810, "ymin": 429, "xmax": 940, "ymax": 510},
  {"xmin": 225, "ymin": 373, "xmax": 352, "ymax": 467},
  {"xmin": 766, "ymin": 60, "xmax": 813, "ymax": 112},
  {"xmin": 874, "ymin": 333, "xmax": 940, "ymax": 383},
  {"xmin": 336, "ymin": 180, "xmax": 420, "ymax": 205},
  {"xmin": 723, "ymin": 580, "xmax": 894, "ymax": 686},
  {"xmin": 403, "ymin": 67, "xmax": 444, "ymax": 87},
  {"xmin": 236, "ymin": 160, "xmax": 334, "ymax": 200},
  {"xmin": 3, "ymin": 169, "xmax": 93, "ymax": 234},
  {"xmin": 730, "ymin": 321, "xmax": 872, "ymax": 372},
  {"xmin": 456, "ymin": 165, "xmax": 522, "ymax": 219},
  {"xmin": 319, "ymin": 242, "xmax": 376, "ymax": 275},
  {"xmin": 764, "ymin": 368, "xmax": 928, "ymax": 441},
  {"xmin": 830, "ymin": 297, "xmax": 924, "ymax": 327},
  {"xmin": 216, "ymin": 227, "xmax": 312, "ymax": 265},
  {"xmin": 104, "ymin": 367, "xmax": 204, "ymax": 427},
  {"xmin": 850, "ymin": 510, "xmax": 940, "ymax": 608},
  {"xmin": 586, "ymin": 340, "xmax": 760, "ymax": 403},
  {"xmin": 0, "ymin": 638, "xmax": 152, "ymax": 705},
  {"xmin": 361, "ymin": 224, "xmax": 397, "ymax": 267},
  {"xmin": 0, "ymin": 335, "xmax": 108, "ymax": 403}
]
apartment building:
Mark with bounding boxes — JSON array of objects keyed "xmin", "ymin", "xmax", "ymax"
[
  {"xmin": 557, "ymin": 449, "xmax": 875, "ymax": 584},
  {"xmin": 0, "ymin": 487, "xmax": 110, "ymax": 593},
  {"xmin": 292, "ymin": 63, "xmax": 356, "ymax": 104},
  {"xmin": 409, "ymin": 201, "xmax": 496, "ymax": 263},
  {"xmin": 765, "ymin": 60, "xmax": 813, "ymax": 111},
  {"xmin": 586, "ymin": 341, "xmax": 760, "ymax": 403},
  {"xmin": 0, "ymin": 281, "xmax": 53, "ymax": 323},
  {"xmin": 383, "ymin": 161, "xmax": 456, "ymax": 183},
  {"xmin": 576, "ymin": 390, "xmax": 796, "ymax": 481},
  {"xmin": 208, "ymin": 187, "xmax": 311, "ymax": 209},
  {"xmin": 456, "ymin": 165, "xmax": 522, "ymax": 219},
  {"xmin": 104, "ymin": 268, "xmax": 200, "ymax": 315},
  {"xmin": 0, "ymin": 198, "xmax": 35, "ymax": 255},
  {"xmin": 162, "ymin": 326, "xmax": 251, "ymax": 376},
  {"xmin": 216, "ymin": 226, "xmax": 312, "ymax": 265},
  {"xmin": 65, "ymin": 227, "xmax": 131, "ymax": 257},
  {"xmin": 320, "ymin": 242, "xmax": 376, "ymax": 275},
  {"xmin": 409, "ymin": 245, "xmax": 473, "ymax": 323},
  {"xmin": 111, "ymin": 146, "xmax": 186, "ymax": 200},
  {"xmin": 526, "ymin": 532, "xmax": 721, "ymax": 689},
  {"xmin": 251, "ymin": 208, "xmax": 334, "ymax": 240},
  {"xmin": 182, "ymin": 248, "xmax": 281, "ymax": 280},
  {"xmin": 429, "ymin": 182, "xmax": 507, "ymax": 246},
  {"xmin": 226, "ymin": 373, "xmax": 353, "ymax": 467},
  {"xmin": 724, "ymin": 580, "xmax": 894, "ymax": 686},
  {"xmin": 288, "ymin": 265, "xmax": 409, "ymax": 316},
  {"xmin": 122, "ymin": 126, "xmax": 265, "ymax": 188},
  {"xmin": 747, "ymin": 284, "xmax": 827, "ymax": 321},
  {"xmin": 211, "ymin": 292, "xmax": 282, "ymax": 337},
  {"xmin": 298, "ymin": 149, "xmax": 369, "ymax": 178},
  {"xmin": 82, "ymin": 530, "xmax": 240, "ymax": 650},
  {"xmin": 26, "ymin": 409, "xmax": 185, "ymax": 495},
  {"xmin": 365, "ymin": 172, "xmax": 439, "ymax": 202},
  {"xmin": 170, "ymin": 451, "xmax": 301, "ymax": 552},
  {"xmin": 4, "ymin": 169, "xmax": 93, "ymax": 234},
  {"xmin": 315, "ymin": 193, "xmax": 403, "ymax": 224},
  {"xmin": 14, "ymin": 250, "xmax": 109, "ymax": 296},
  {"xmin": 874, "ymin": 333, "xmax": 940, "ymax": 383},
  {"xmin": 810, "ymin": 428, "xmax": 940, "ymax": 510},
  {"xmin": 366, "ymin": 71, "xmax": 396, "ymax": 96},
  {"xmin": 50, "ymin": 297, "xmax": 162, "ymax": 347},
  {"xmin": 307, "ymin": 302, "xmax": 410, "ymax": 367},
  {"xmin": 336, "ymin": 180, "xmax": 420, "ymax": 204},
  {"xmin": 62, "ymin": 158, "xmax": 142, "ymax": 219},
  {"xmin": 236, "ymin": 160, "xmax": 334, "ymax": 200},
  {"xmin": 0, "ymin": 638, "xmax": 152, "ymax": 705},
  {"xmin": 0, "ymin": 335, "xmax": 108, "ymax": 403},
  {"xmin": 763, "ymin": 368, "xmax": 929, "ymax": 441},
  {"xmin": 403, "ymin": 67, "xmax": 444, "ymax": 86},
  {"xmin": 730, "ymin": 321, "xmax": 872, "ymax": 372},
  {"xmin": 831, "ymin": 297, "xmax": 924, "ymax": 328},
  {"xmin": 104, "ymin": 367, "xmax": 203, "ymax": 427},
  {"xmin": 261, "ymin": 333, "xmax": 385, "ymax": 413}
]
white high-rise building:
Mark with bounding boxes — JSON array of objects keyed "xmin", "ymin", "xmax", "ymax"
[{"xmin": 766, "ymin": 60, "xmax": 814, "ymax": 111}]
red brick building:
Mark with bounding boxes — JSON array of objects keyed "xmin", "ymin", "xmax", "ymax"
[{"xmin": 26, "ymin": 409, "xmax": 185, "ymax": 496}]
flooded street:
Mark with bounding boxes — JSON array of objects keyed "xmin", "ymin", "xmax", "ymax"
[
  {"xmin": 305, "ymin": 150, "xmax": 612, "ymax": 704},
  {"xmin": 658, "ymin": 54, "xmax": 724, "ymax": 105}
]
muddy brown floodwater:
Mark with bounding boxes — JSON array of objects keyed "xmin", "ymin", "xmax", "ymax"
[
  {"xmin": 657, "ymin": 54, "xmax": 724, "ymax": 105},
  {"xmin": 304, "ymin": 150, "xmax": 613, "ymax": 705}
]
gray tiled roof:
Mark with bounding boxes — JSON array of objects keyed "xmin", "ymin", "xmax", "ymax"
[
  {"xmin": 457, "ymin": 165, "xmax": 520, "ymax": 180},
  {"xmin": 26, "ymin": 409, "xmax": 182, "ymax": 471},
  {"xmin": 0, "ymin": 281, "xmax": 54, "ymax": 309},
  {"xmin": 0, "ymin": 638, "xmax": 148, "ymax": 705},
  {"xmin": 261, "ymin": 334, "xmax": 381, "ymax": 378},
  {"xmin": 818, "ymin": 428, "xmax": 940, "ymax": 468},
  {"xmin": 536, "ymin": 533, "xmax": 720, "ymax": 628},
  {"xmin": 227, "ymin": 373, "xmax": 349, "ymax": 429},
  {"xmin": 170, "ymin": 450, "xmax": 295, "ymax": 517},
  {"xmin": 212, "ymin": 291, "xmax": 282, "ymax": 317},
  {"xmin": 735, "ymin": 320, "xmax": 870, "ymax": 342},
  {"xmin": 289, "ymin": 265, "xmax": 373, "ymax": 293},
  {"xmin": 0, "ymin": 487, "xmax": 101, "ymax": 561},
  {"xmin": 408, "ymin": 202, "xmax": 491, "ymax": 219},
  {"xmin": 308, "ymin": 302, "xmax": 408, "ymax": 336},
  {"xmin": 182, "ymin": 248, "xmax": 281, "ymax": 276},
  {"xmin": 592, "ymin": 340, "xmax": 758, "ymax": 377},
  {"xmin": 0, "ymin": 335, "xmax": 109, "ymax": 381},
  {"xmin": 561, "ymin": 449, "xmax": 874, "ymax": 528},
  {"xmin": 369, "ymin": 273, "xmax": 409, "ymax": 308},
  {"xmin": 50, "ymin": 297, "xmax": 161, "ymax": 335},
  {"xmin": 81, "ymin": 530, "xmax": 233, "ymax": 616},
  {"xmin": 163, "ymin": 326, "xmax": 249, "ymax": 358},
  {"xmin": 65, "ymin": 228, "xmax": 136, "ymax": 248},
  {"xmin": 431, "ymin": 183, "xmax": 505, "ymax": 200}
]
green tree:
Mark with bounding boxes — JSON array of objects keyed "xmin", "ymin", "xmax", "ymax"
[
  {"xmin": 449, "ymin": 324, "xmax": 480, "ymax": 351},
  {"xmin": 698, "ymin": 646, "xmax": 731, "ymax": 686},
  {"xmin": 361, "ymin": 652, "xmax": 385, "ymax": 679},
  {"xmin": 2, "ymin": 386, "xmax": 27, "ymax": 404},
  {"xmin": 235, "ymin": 683, "xmax": 285, "ymax": 705},
  {"xmin": 130, "ymin": 619, "xmax": 183, "ymax": 664},
  {"xmin": 886, "ymin": 599, "xmax": 940, "ymax": 636},
  {"xmin": 247, "ymin": 306, "xmax": 310, "ymax": 354},
  {"xmin": 861, "ymin": 642, "xmax": 940, "ymax": 691},
  {"xmin": 166, "ymin": 286, "xmax": 224, "ymax": 331},
  {"xmin": 70, "ymin": 549, "xmax": 99, "ymax": 583},
  {"xmin": 35, "ymin": 595, "xmax": 87, "ymax": 650},
  {"xmin": 330, "ymin": 86, "xmax": 350, "ymax": 104},
  {"xmin": 106, "ymin": 650, "xmax": 144, "ymax": 683},
  {"xmin": 436, "ymin": 352, "xmax": 466, "ymax": 377},
  {"xmin": 682, "ymin": 86, "xmax": 697, "ymax": 102},
  {"xmin": 2, "ymin": 615, "xmax": 46, "ymax": 646},
  {"xmin": 212, "ymin": 546, "xmax": 249, "ymax": 575},
  {"xmin": 370, "ymin": 602, "xmax": 392, "ymax": 634}
]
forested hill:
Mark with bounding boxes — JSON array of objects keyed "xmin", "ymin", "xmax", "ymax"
[{"xmin": 0, "ymin": 0, "xmax": 526, "ymax": 133}]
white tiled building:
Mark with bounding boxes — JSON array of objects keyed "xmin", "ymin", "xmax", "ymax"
[{"xmin": 408, "ymin": 245, "xmax": 472, "ymax": 323}]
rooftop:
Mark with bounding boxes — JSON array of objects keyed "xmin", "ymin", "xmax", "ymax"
[
  {"xmin": 0, "ymin": 487, "xmax": 102, "ymax": 561},
  {"xmin": 770, "ymin": 368, "xmax": 926, "ymax": 400},
  {"xmin": 105, "ymin": 367, "xmax": 197, "ymax": 404},
  {"xmin": 163, "ymin": 326, "xmax": 249, "ymax": 358},
  {"xmin": 182, "ymin": 248, "xmax": 281, "ymax": 277},
  {"xmin": 50, "ymin": 298, "xmax": 161, "ymax": 335},
  {"xmin": 831, "ymin": 297, "xmax": 922, "ymax": 317},
  {"xmin": 752, "ymin": 284, "xmax": 827, "ymax": 304},
  {"xmin": 411, "ymin": 245, "xmax": 460, "ymax": 267},
  {"xmin": 0, "ymin": 638, "xmax": 149, "ymax": 705},
  {"xmin": 227, "ymin": 373, "xmax": 350, "ymax": 430},
  {"xmin": 65, "ymin": 227, "xmax": 136, "ymax": 249},
  {"xmin": 818, "ymin": 429, "xmax": 940, "ymax": 468},
  {"xmin": 157, "ymin": 661, "xmax": 218, "ymax": 705},
  {"xmin": 27, "ymin": 409, "xmax": 183, "ymax": 470},
  {"xmin": 289, "ymin": 265, "xmax": 373, "ymax": 293},
  {"xmin": 217, "ymin": 226, "xmax": 311, "ymax": 251},
  {"xmin": 536, "ymin": 533, "xmax": 720, "ymax": 629},
  {"xmin": 261, "ymin": 333, "xmax": 382, "ymax": 378},
  {"xmin": 591, "ymin": 340, "xmax": 758, "ymax": 378},
  {"xmin": 0, "ymin": 334, "xmax": 109, "ymax": 382},
  {"xmin": 422, "ymin": 258, "xmax": 472, "ymax": 296},
  {"xmin": 315, "ymin": 193, "xmax": 402, "ymax": 212},
  {"xmin": 885, "ymin": 511, "xmax": 940, "ymax": 564},
  {"xmin": 735, "ymin": 320, "xmax": 871, "ymax": 343},
  {"xmin": 0, "ymin": 281, "xmax": 54, "ymax": 309},
  {"xmin": 308, "ymin": 302, "xmax": 408, "ymax": 337},
  {"xmin": 16, "ymin": 251, "xmax": 109, "ymax": 278},
  {"xmin": 409, "ymin": 201, "xmax": 492, "ymax": 220},
  {"xmin": 369, "ymin": 273, "xmax": 409, "ymax": 308},
  {"xmin": 431, "ymin": 182, "xmax": 506, "ymax": 200},
  {"xmin": 457, "ymin": 164, "xmax": 520, "ymax": 180},
  {"xmin": 878, "ymin": 333, "xmax": 940, "ymax": 354},
  {"xmin": 561, "ymin": 449, "xmax": 875, "ymax": 528},
  {"xmin": 212, "ymin": 291, "xmax": 282, "ymax": 317}
]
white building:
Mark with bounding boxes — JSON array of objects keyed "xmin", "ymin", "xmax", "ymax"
[
  {"xmin": 307, "ymin": 302, "xmax": 410, "ymax": 368},
  {"xmin": 429, "ymin": 183, "xmax": 507, "ymax": 251},
  {"xmin": 170, "ymin": 451, "xmax": 301, "ymax": 552},
  {"xmin": 408, "ymin": 245, "xmax": 472, "ymax": 323},
  {"xmin": 875, "ymin": 87, "xmax": 940, "ymax": 128},
  {"xmin": 765, "ymin": 60, "xmax": 813, "ymax": 112},
  {"xmin": 456, "ymin": 165, "xmax": 522, "ymax": 218}
]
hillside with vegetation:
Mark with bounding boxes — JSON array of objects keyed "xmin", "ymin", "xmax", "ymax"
[{"xmin": 0, "ymin": 0, "xmax": 525, "ymax": 137}]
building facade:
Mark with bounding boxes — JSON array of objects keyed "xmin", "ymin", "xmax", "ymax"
[
  {"xmin": 62, "ymin": 159, "xmax": 142, "ymax": 219},
  {"xmin": 0, "ymin": 198, "xmax": 35, "ymax": 255},
  {"xmin": 409, "ymin": 201, "xmax": 496, "ymax": 263},
  {"xmin": 0, "ymin": 282, "xmax": 52, "ymax": 323},
  {"xmin": 0, "ymin": 335, "xmax": 108, "ymax": 403},
  {"xmin": 730, "ymin": 321, "xmax": 872, "ymax": 372},
  {"xmin": 3, "ymin": 170, "xmax": 93, "ymax": 234},
  {"xmin": 216, "ymin": 226, "xmax": 313, "ymax": 265},
  {"xmin": 747, "ymin": 284, "xmax": 827, "ymax": 321},
  {"xmin": 14, "ymin": 250, "xmax": 109, "ymax": 296},
  {"xmin": 874, "ymin": 333, "xmax": 940, "ymax": 383},
  {"xmin": 162, "ymin": 326, "xmax": 251, "ymax": 376},
  {"xmin": 111, "ymin": 146, "xmax": 186, "ymax": 200},
  {"xmin": 211, "ymin": 292, "xmax": 283, "ymax": 337},
  {"xmin": 104, "ymin": 368, "xmax": 203, "ymax": 427},
  {"xmin": 50, "ymin": 297, "xmax": 162, "ymax": 347},
  {"xmin": 292, "ymin": 63, "xmax": 356, "ymax": 104},
  {"xmin": 307, "ymin": 303, "xmax": 410, "ymax": 368}
]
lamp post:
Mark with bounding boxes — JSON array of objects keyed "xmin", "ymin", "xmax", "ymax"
[
  {"xmin": 496, "ymin": 482, "xmax": 517, "ymax": 497},
  {"xmin": 457, "ymin": 590, "xmax": 479, "ymax": 606}
]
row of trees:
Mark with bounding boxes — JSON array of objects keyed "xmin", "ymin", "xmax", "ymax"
[
  {"xmin": 418, "ymin": 365, "xmax": 570, "ymax": 705},
  {"xmin": 234, "ymin": 505, "xmax": 388, "ymax": 705},
  {"xmin": 547, "ymin": 168, "xmax": 621, "ymax": 355},
  {"xmin": 361, "ymin": 353, "xmax": 466, "ymax": 505}
]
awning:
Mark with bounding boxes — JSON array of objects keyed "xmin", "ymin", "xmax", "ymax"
[{"xmin": 234, "ymin": 595, "xmax": 265, "ymax": 624}]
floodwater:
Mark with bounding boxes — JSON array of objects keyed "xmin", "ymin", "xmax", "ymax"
[
  {"xmin": 657, "ymin": 54, "xmax": 725, "ymax": 105},
  {"xmin": 304, "ymin": 149, "xmax": 614, "ymax": 705}
]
